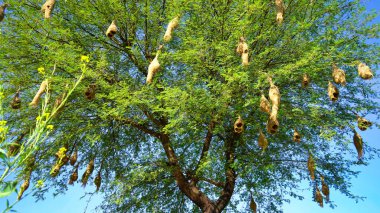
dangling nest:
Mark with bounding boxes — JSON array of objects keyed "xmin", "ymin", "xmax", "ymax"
[
  {"xmin": 307, "ymin": 154, "xmax": 315, "ymax": 180},
  {"xmin": 332, "ymin": 64, "xmax": 346, "ymax": 86},
  {"xmin": 236, "ymin": 37, "xmax": 249, "ymax": 66},
  {"xmin": 357, "ymin": 116, "xmax": 372, "ymax": 131},
  {"xmin": 258, "ymin": 130, "xmax": 268, "ymax": 151},
  {"xmin": 0, "ymin": 4, "xmax": 9, "ymax": 22},
  {"xmin": 85, "ymin": 84, "xmax": 97, "ymax": 100},
  {"xmin": 29, "ymin": 80, "xmax": 48, "ymax": 107},
  {"xmin": 17, "ymin": 179, "xmax": 30, "ymax": 200},
  {"xmin": 94, "ymin": 172, "xmax": 102, "ymax": 191},
  {"xmin": 82, "ymin": 159, "xmax": 95, "ymax": 187},
  {"xmin": 268, "ymin": 78, "xmax": 280, "ymax": 107},
  {"xmin": 41, "ymin": 0, "xmax": 56, "ymax": 19},
  {"xmin": 234, "ymin": 116, "xmax": 244, "ymax": 134},
  {"xmin": 321, "ymin": 176, "xmax": 330, "ymax": 202},
  {"xmin": 358, "ymin": 62, "xmax": 373, "ymax": 80},
  {"xmin": 250, "ymin": 197, "xmax": 257, "ymax": 213},
  {"xmin": 266, "ymin": 113, "xmax": 279, "ymax": 134},
  {"xmin": 353, "ymin": 131, "xmax": 363, "ymax": 159},
  {"xmin": 8, "ymin": 141, "xmax": 21, "ymax": 157},
  {"xmin": 327, "ymin": 81, "xmax": 339, "ymax": 102},
  {"xmin": 164, "ymin": 16, "xmax": 179, "ymax": 42},
  {"xmin": 275, "ymin": 0, "xmax": 285, "ymax": 24},
  {"xmin": 293, "ymin": 129, "xmax": 301, "ymax": 143},
  {"xmin": 146, "ymin": 45, "xmax": 163, "ymax": 84},
  {"xmin": 69, "ymin": 167, "xmax": 79, "ymax": 185},
  {"xmin": 70, "ymin": 149, "xmax": 78, "ymax": 166},
  {"xmin": 315, "ymin": 186, "xmax": 323, "ymax": 207},
  {"xmin": 302, "ymin": 73, "xmax": 310, "ymax": 87},
  {"xmin": 260, "ymin": 94, "xmax": 271, "ymax": 114},
  {"xmin": 11, "ymin": 90, "xmax": 21, "ymax": 109},
  {"xmin": 106, "ymin": 20, "xmax": 118, "ymax": 38}
]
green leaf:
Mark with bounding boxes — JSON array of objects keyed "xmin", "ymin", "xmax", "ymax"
[{"xmin": 0, "ymin": 181, "xmax": 18, "ymax": 198}]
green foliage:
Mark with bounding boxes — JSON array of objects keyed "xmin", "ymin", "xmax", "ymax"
[{"xmin": 0, "ymin": 0, "xmax": 379, "ymax": 212}]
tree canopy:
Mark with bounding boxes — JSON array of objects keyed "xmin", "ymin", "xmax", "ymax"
[{"xmin": 0, "ymin": 0, "xmax": 379, "ymax": 212}]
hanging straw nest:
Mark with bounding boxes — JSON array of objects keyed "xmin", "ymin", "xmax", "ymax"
[
  {"xmin": 315, "ymin": 186, "xmax": 323, "ymax": 207},
  {"xmin": 164, "ymin": 16, "xmax": 179, "ymax": 42},
  {"xmin": 85, "ymin": 84, "xmax": 96, "ymax": 100},
  {"xmin": 250, "ymin": 197, "xmax": 257, "ymax": 213},
  {"xmin": 29, "ymin": 80, "xmax": 48, "ymax": 107},
  {"xmin": 106, "ymin": 20, "xmax": 118, "ymax": 38},
  {"xmin": 307, "ymin": 154, "xmax": 315, "ymax": 180},
  {"xmin": 358, "ymin": 62, "xmax": 373, "ymax": 80},
  {"xmin": 7, "ymin": 133, "xmax": 26, "ymax": 157},
  {"xmin": 321, "ymin": 175, "xmax": 330, "ymax": 202},
  {"xmin": 94, "ymin": 172, "xmax": 102, "ymax": 191},
  {"xmin": 293, "ymin": 129, "xmax": 301, "ymax": 143},
  {"xmin": 82, "ymin": 159, "xmax": 95, "ymax": 187},
  {"xmin": 17, "ymin": 179, "xmax": 30, "ymax": 200},
  {"xmin": 69, "ymin": 167, "xmax": 79, "ymax": 185},
  {"xmin": 258, "ymin": 130, "xmax": 268, "ymax": 151},
  {"xmin": 332, "ymin": 64, "xmax": 346, "ymax": 86},
  {"xmin": 70, "ymin": 149, "xmax": 78, "ymax": 166},
  {"xmin": 275, "ymin": 0, "xmax": 285, "ymax": 24},
  {"xmin": 41, "ymin": 0, "xmax": 56, "ymax": 19},
  {"xmin": 302, "ymin": 73, "xmax": 310, "ymax": 87},
  {"xmin": 11, "ymin": 90, "xmax": 21, "ymax": 109},
  {"xmin": 327, "ymin": 81, "xmax": 339, "ymax": 102},
  {"xmin": 268, "ymin": 77, "xmax": 280, "ymax": 107},
  {"xmin": 146, "ymin": 45, "xmax": 163, "ymax": 84},
  {"xmin": 266, "ymin": 113, "xmax": 279, "ymax": 134},
  {"xmin": 236, "ymin": 37, "xmax": 249, "ymax": 66},
  {"xmin": 0, "ymin": 3, "xmax": 9, "ymax": 22},
  {"xmin": 234, "ymin": 116, "xmax": 244, "ymax": 134},
  {"xmin": 353, "ymin": 131, "xmax": 363, "ymax": 159},
  {"xmin": 357, "ymin": 116, "xmax": 372, "ymax": 131},
  {"xmin": 260, "ymin": 94, "xmax": 271, "ymax": 114}
]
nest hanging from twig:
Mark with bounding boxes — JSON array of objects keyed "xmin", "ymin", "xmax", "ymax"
[
  {"xmin": 260, "ymin": 94, "xmax": 271, "ymax": 114},
  {"xmin": 234, "ymin": 116, "xmax": 244, "ymax": 134},
  {"xmin": 275, "ymin": 0, "xmax": 285, "ymax": 24},
  {"xmin": 85, "ymin": 84, "xmax": 97, "ymax": 100},
  {"xmin": 82, "ymin": 159, "xmax": 95, "ymax": 187},
  {"xmin": 164, "ymin": 16, "xmax": 179, "ymax": 42},
  {"xmin": 321, "ymin": 175, "xmax": 330, "ymax": 202},
  {"xmin": 307, "ymin": 154, "xmax": 315, "ymax": 180},
  {"xmin": 353, "ymin": 131, "xmax": 363, "ymax": 159},
  {"xmin": 41, "ymin": 0, "xmax": 56, "ymax": 19},
  {"xmin": 94, "ymin": 172, "xmax": 102, "ymax": 191},
  {"xmin": 29, "ymin": 80, "xmax": 48, "ymax": 108},
  {"xmin": 357, "ymin": 116, "xmax": 372, "ymax": 131},
  {"xmin": 358, "ymin": 62, "xmax": 373, "ymax": 80},
  {"xmin": 69, "ymin": 166, "xmax": 79, "ymax": 185},
  {"xmin": 236, "ymin": 37, "xmax": 249, "ymax": 66},
  {"xmin": 315, "ymin": 185, "xmax": 323, "ymax": 207},
  {"xmin": 258, "ymin": 130, "xmax": 268, "ymax": 151},
  {"xmin": 106, "ymin": 20, "xmax": 118, "ymax": 38},
  {"xmin": 11, "ymin": 90, "xmax": 21, "ymax": 109},
  {"xmin": 293, "ymin": 129, "xmax": 301, "ymax": 142},
  {"xmin": 250, "ymin": 196, "xmax": 257, "ymax": 213},
  {"xmin": 70, "ymin": 148, "xmax": 78, "ymax": 166},
  {"xmin": 327, "ymin": 81, "xmax": 339, "ymax": 102},
  {"xmin": 268, "ymin": 77, "xmax": 280, "ymax": 107},
  {"xmin": 332, "ymin": 64, "xmax": 346, "ymax": 86},
  {"xmin": 302, "ymin": 73, "xmax": 310, "ymax": 87},
  {"xmin": 0, "ymin": 3, "xmax": 9, "ymax": 22},
  {"xmin": 17, "ymin": 178, "xmax": 30, "ymax": 200},
  {"xmin": 266, "ymin": 112, "xmax": 279, "ymax": 134},
  {"xmin": 146, "ymin": 45, "xmax": 163, "ymax": 84}
]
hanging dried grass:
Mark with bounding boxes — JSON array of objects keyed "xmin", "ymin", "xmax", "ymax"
[
  {"xmin": 250, "ymin": 197, "xmax": 257, "ymax": 213},
  {"xmin": 268, "ymin": 77, "xmax": 280, "ymax": 107},
  {"xmin": 146, "ymin": 45, "xmax": 163, "ymax": 84},
  {"xmin": 106, "ymin": 20, "xmax": 118, "ymax": 38},
  {"xmin": 358, "ymin": 62, "xmax": 373, "ymax": 80},
  {"xmin": 266, "ymin": 113, "xmax": 279, "ymax": 134},
  {"xmin": 94, "ymin": 172, "xmax": 101, "ymax": 191},
  {"xmin": 69, "ymin": 167, "xmax": 78, "ymax": 185},
  {"xmin": 164, "ymin": 16, "xmax": 179, "ymax": 42},
  {"xmin": 0, "ymin": 3, "xmax": 9, "ymax": 22},
  {"xmin": 234, "ymin": 116, "xmax": 244, "ymax": 134},
  {"xmin": 315, "ymin": 186, "xmax": 323, "ymax": 207},
  {"xmin": 258, "ymin": 130, "xmax": 268, "ymax": 151},
  {"xmin": 11, "ymin": 90, "xmax": 21, "ymax": 109},
  {"xmin": 357, "ymin": 116, "xmax": 372, "ymax": 131},
  {"xmin": 275, "ymin": 0, "xmax": 285, "ymax": 24},
  {"xmin": 85, "ymin": 84, "xmax": 96, "ymax": 100},
  {"xmin": 321, "ymin": 176, "xmax": 330, "ymax": 202},
  {"xmin": 260, "ymin": 94, "xmax": 271, "ymax": 114},
  {"xmin": 307, "ymin": 154, "xmax": 315, "ymax": 180},
  {"xmin": 293, "ymin": 129, "xmax": 301, "ymax": 142},
  {"xmin": 236, "ymin": 37, "xmax": 249, "ymax": 66},
  {"xmin": 29, "ymin": 80, "xmax": 48, "ymax": 107},
  {"xmin": 70, "ymin": 149, "xmax": 78, "ymax": 166},
  {"xmin": 302, "ymin": 73, "xmax": 310, "ymax": 87},
  {"xmin": 327, "ymin": 81, "xmax": 339, "ymax": 102},
  {"xmin": 41, "ymin": 0, "xmax": 56, "ymax": 19},
  {"xmin": 332, "ymin": 64, "xmax": 346, "ymax": 86},
  {"xmin": 17, "ymin": 179, "xmax": 30, "ymax": 200},
  {"xmin": 353, "ymin": 131, "xmax": 363, "ymax": 159},
  {"xmin": 82, "ymin": 159, "xmax": 95, "ymax": 187}
]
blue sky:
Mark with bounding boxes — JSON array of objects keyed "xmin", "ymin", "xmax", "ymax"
[{"xmin": 1, "ymin": 1, "xmax": 379, "ymax": 213}]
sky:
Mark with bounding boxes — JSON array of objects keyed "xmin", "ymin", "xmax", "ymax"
[{"xmin": 1, "ymin": 1, "xmax": 379, "ymax": 213}]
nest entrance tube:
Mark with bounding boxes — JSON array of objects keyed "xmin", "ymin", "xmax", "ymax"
[
  {"xmin": 268, "ymin": 77, "xmax": 280, "ymax": 107},
  {"xmin": 236, "ymin": 37, "xmax": 249, "ymax": 66},
  {"xmin": 0, "ymin": 3, "xmax": 9, "ymax": 22},
  {"xmin": 234, "ymin": 116, "xmax": 244, "ymax": 134},
  {"xmin": 358, "ymin": 62, "xmax": 373, "ymax": 80},
  {"xmin": 106, "ymin": 20, "xmax": 118, "ymax": 38},
  {"xmin": 29, "ymin": 80, "xmax": 48, "ymax": 108},
  {"xmin": 332, "ymin": 64, "xmax": 346, "ymax": 86},
  {"xmin": 41, "ymin": 0, "xmax": 56, "ymax": 19},
  {"xmin": 164, "ymin": 16, "xmax": 179, "ymax": 42},
  {"xmin": 327, "ymin": 81, "xmax": 339, "ymax": 102}
]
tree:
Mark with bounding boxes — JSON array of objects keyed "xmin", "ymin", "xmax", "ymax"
[{"xmin": 0, "ymin": 0, "xmax": 379, "ymax": 212}]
